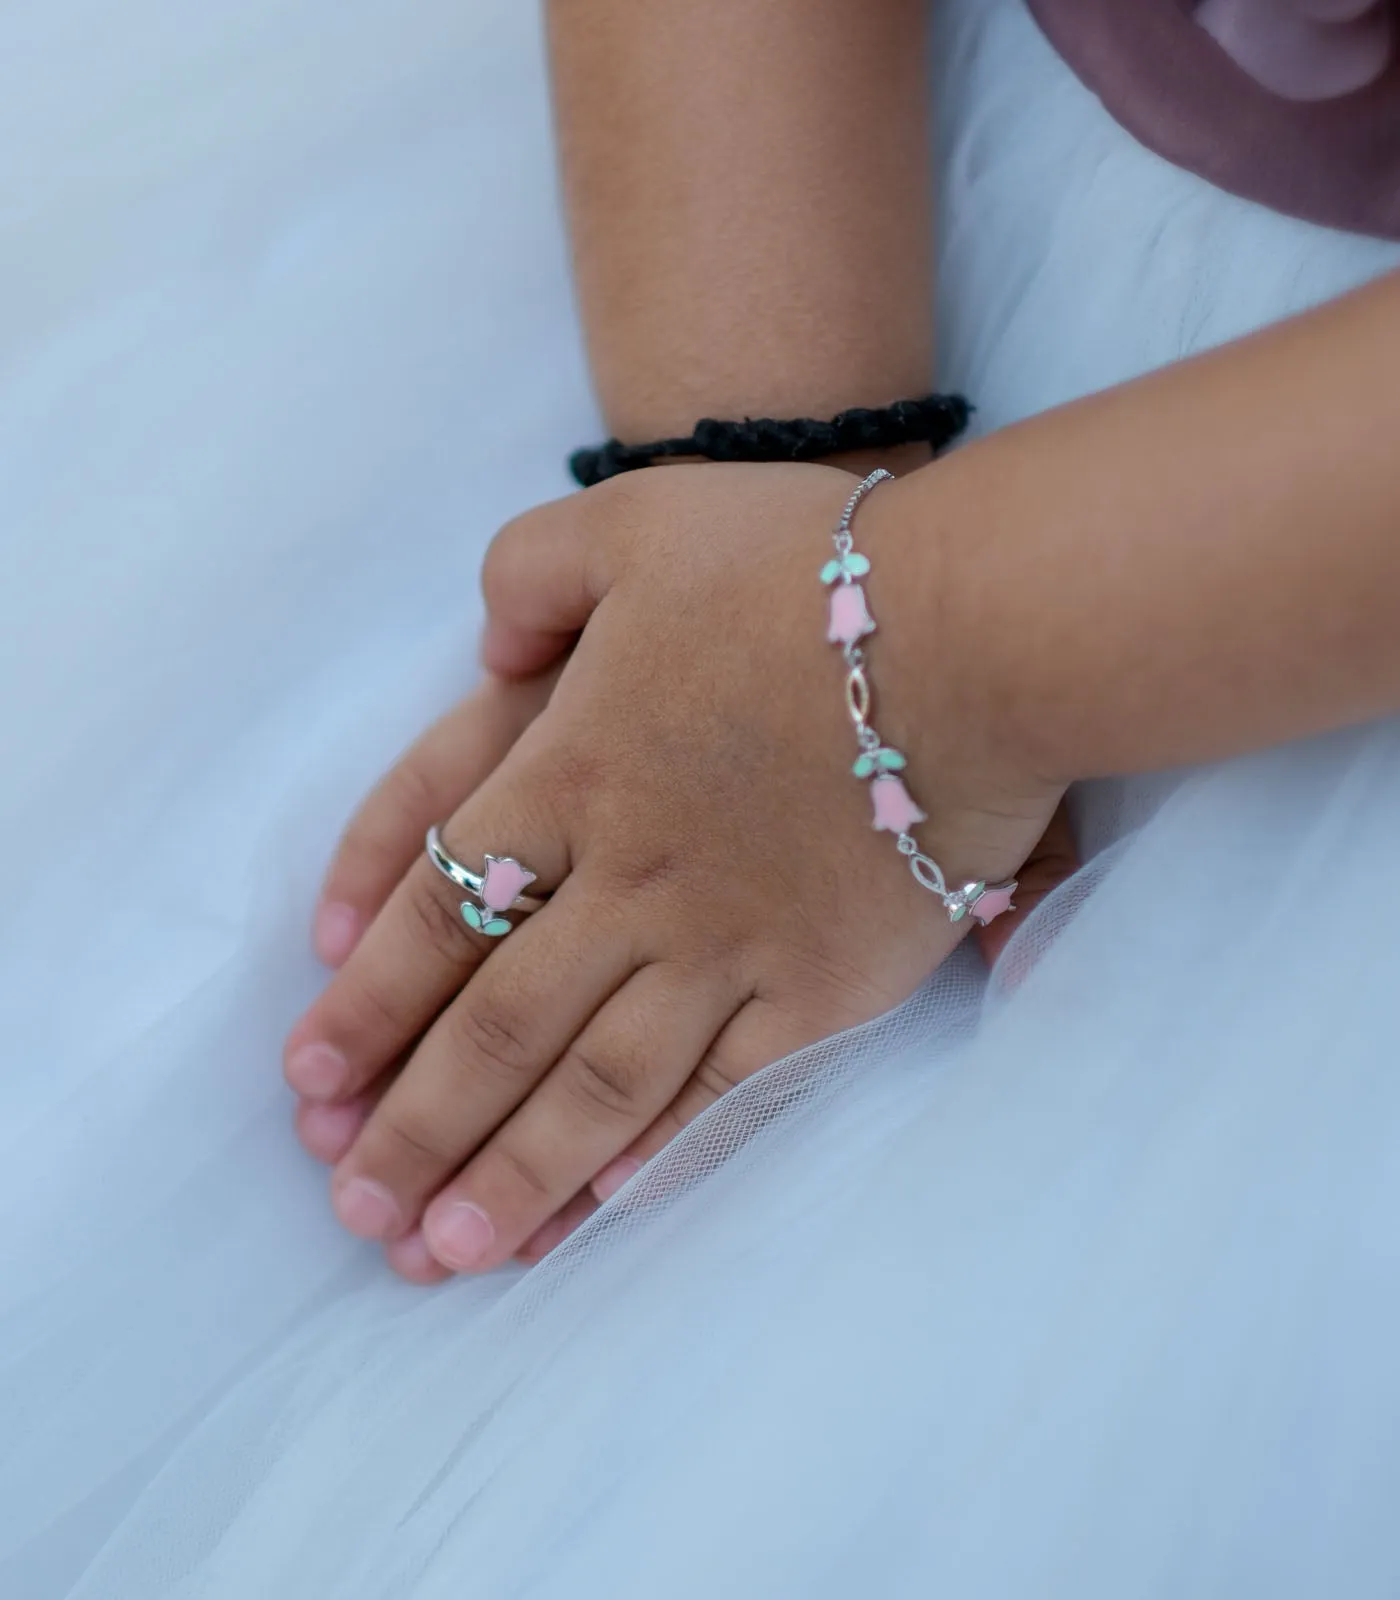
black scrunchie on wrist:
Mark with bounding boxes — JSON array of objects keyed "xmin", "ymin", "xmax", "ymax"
[{"xmin": 568, "ymin": 393, "xmax": 971, "ymax": 488}]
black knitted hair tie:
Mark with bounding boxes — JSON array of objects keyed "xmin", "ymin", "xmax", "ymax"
[{"xmin": 568, "ymin": 393, "xmax": 971, "ymax": 488}]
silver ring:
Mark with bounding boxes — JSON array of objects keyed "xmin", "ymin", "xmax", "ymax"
[{"xmin": 426, "ymin": 825, "xmax": 546, "ymax": 938}]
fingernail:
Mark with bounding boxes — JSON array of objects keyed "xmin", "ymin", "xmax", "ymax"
[
  {"xmin": 296, "ymin": 1100, "xmax": 365, "ymax": 1163},
  {"xmin": 286, "ymin": 1042, "xmax": 348, "ymax": 1099},
  {"xmin": 429, "ymin": 1200, "xmax": 495, "ymax": 1271},
  {"xmin": 334, "ymin": 1177, "xmax": 401, "ymax": 1239},
  {"xmin": 592, "ymin": 1157, "xmax": 642, "ymax": 1204},
  {"xmin": 314, "ymin": 901, "xmax": 362, "ymax": 967}
]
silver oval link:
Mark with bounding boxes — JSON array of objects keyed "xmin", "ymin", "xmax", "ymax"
[
  {"xmin": 844, "ymin": 666, "xmax": 871, "ymax": 725},
  {"xmin": 907, "ymin": 852, "xmax": 949, "ymax": 898},
  {"xmin": 826, "ymin": 469, "xmax": 979, "ymax": 929}
]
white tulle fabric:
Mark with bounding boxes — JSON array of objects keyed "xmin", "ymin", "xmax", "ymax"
[{"xmin": 4, "ymin": 0, "xmax": 1400, "ymax": 1594}]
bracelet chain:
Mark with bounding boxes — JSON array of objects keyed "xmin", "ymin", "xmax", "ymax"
[{"xmin": 822, "ymin": 469, "xmax": 1018, "ymax": 928}]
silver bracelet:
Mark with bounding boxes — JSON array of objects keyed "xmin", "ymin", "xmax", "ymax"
[{"xmin": 821, "ymin": 469, "xmax": 1018, "ymax": 926}]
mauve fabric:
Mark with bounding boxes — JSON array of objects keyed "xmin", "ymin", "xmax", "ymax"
[{"xmin": 1027, "ymin": 0, "xmax": 1400, "ymax": 238}]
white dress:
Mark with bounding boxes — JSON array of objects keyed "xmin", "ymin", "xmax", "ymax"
[{"xmin": 3, "ymin": 0, "xmax": 1399, "ymax": 1594}]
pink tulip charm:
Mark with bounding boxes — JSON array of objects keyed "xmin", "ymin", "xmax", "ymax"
[
  {"xmin": 939, "ymin": 879, "xmax": 1019, "ymax": 926},
  {"xmin": 822, "ymin": 470, "xmax": 1015, "ymax": 933},
  {"xmin": 480, "ymin": 855, "xmax": 537, "ymax": 912},
  {"xmin": 870, "ymin": 774, "xmax": 927, "ymax": 834},
  {"xmin": 969, "ymin": 882, "xmax": 1017, "ymax": 926},
  {"xmin": 827, "ymin": 582, "xmax": 876, "ymax": 646}
]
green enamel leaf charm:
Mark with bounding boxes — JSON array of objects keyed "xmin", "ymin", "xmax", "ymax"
[
  {"xmin": 948, "ymin": 904, "xmax": 968, "ymax": 923},
  {"xmin": 876, "ymin": 748, "xmax": 907, "ymax": 772},
  {"xmin": 852, "ymin": 752, "xmax": 876, "ymax": 779},
  {"xmin": 822, "ymin": 552, "xmax": 873, "ymax": 585},
  {"xmin": 462, "ymin": 901, "xmax": 511, "ymax": 936}
]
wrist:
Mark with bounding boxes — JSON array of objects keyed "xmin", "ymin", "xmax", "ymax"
[
  {"xmin": 644, "ymin": 440, "xmax": 932, "ymax": 479},
  {"xmin": 838, "ymin": 462, "xmax": 1063, "ymax": 900},
  {"xmin": 573, "ymin": 395, "xmax": 965, "ymax": 489},
  {"xmin": 857, "ymin": 451, "xmax": 1049, "ymax": 779}
]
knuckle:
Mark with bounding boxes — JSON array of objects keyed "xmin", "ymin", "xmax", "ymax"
[
  {"xmin": 548, "ymin": 737, "xmax": 605, "ymax": 804},
  {"xmin": 379, "ymin": 756, "xmax": 436, "ymax": 833},
  {"xmin": 490, "ymin": 1141, "xmax": 554, "ymax": 1201},
  {"xmin": 605, "ymin": 845, "xmax": 680, "ymax": 898},
  {"xmin": 482, "ymin": 503, "xmax": 561, "ymax": 611},
  {"xmin": 341, "ymin": 967, "xmax": 415, "ymax": 1041},
  {"xmin": 402, "ymin": 877, "xmax": 469, "ymax": 961},
  {"xmin": 335, "ymin": 827, "xmax": 400, "ymax": 889},
  {"xmin": 481, "ymin": 503, "xmax": 530, "ymax": 579},
  {"xmin": 448, "ymin": 999, "xmax": 537, "ymax": 1086},
  {"xmin": 479, "ymin": 532, "xmax": 516, "ymax": 613},
  {"xmin": 334, "ymin": 760, "xmax": 438, "ymax": 891},
  {"xmin": 371, "ymin": 1108, "xmax": 460, "ymax": 1172},
  {"xmin": 561, "ymin": 1043, "xmax": 641, "ymax": 1120},
  {"xmin": 692, "ymin": 1050, "xmax": 742, "ymax": 1104}
]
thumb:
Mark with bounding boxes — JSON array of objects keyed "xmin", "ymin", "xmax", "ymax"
[
  {"xmin": 478, "ymin": 485, "xmax": 619, "ymax": 677},
  {"xmin": 974, "ymin": 799, "xmax": 1079, "ymax": 969}
]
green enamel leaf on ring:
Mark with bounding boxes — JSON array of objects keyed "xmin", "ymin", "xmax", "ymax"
[
  {"xmin": 820, "ymin": 558, "xmax": 843, "ymax": 586},
  {"xmin": 461, "ymin": 902, "xmax": 484, "ymax": 930},
  {"xmin": 876, "ymin": 748, "xmax": 907, "ymax": 772},
  {"xmin": 844, "ymin": 552, "xmax": 871, "ymax": 578},
  {"xmin": 482, "ymin": 917, "xmax": 512, "ymax": 937},
  {"xmin": 852, "ymin": 753, "xmax": 876, "ymax": 779}
]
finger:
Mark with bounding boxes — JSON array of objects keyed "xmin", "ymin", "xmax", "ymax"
[
  {"xmin": 514, "ymin": 1188, "xmax": 600, "ymax": 1266},
  {"xmin": 477, "ymin": 621, "xmax": 576, "ymax": 682},
  {"xmin": 330, "ymin": 877, "xmax": 634, "ymax": 1241},
  {"xmin": 973, "ymin": 799, "xmax": 1079, "ymax": 969},
  {"xmin": 477, "ymin": 485, "xmax": 625, "ymax": 676},
  {"xmin": 421, "ymin": 965, "xmax": 739, "ymax": 1273},
  {"xmin": 384, "ymin": 1227, "xmax": 453, "ymax": 1286},
  {"xmin": 314, "ymin": 671, "xmax": 557, "ymax": 967},
  {"xmin": 589, "ymin": 1000, "xmax": 807, "ymax": 1201},
  {"xmin": 294, "ymin": 1091, "xmax": 375, "ymax": 1165},
  {"xmin": 284, "ymin": 737, "xmax": 571, "ymax": 1107}
]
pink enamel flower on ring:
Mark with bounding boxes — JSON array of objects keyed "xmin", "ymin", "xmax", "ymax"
[{"xmin": 480, "ymin": 855, "xmax": 537, "ymax": 913}]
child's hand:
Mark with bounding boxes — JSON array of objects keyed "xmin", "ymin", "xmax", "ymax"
[
  {"xmin": 285, "ymin": 464, "xmax": 1064, "ymax": 1277},
  {"xmin": 292, "ymin": 669, "xmax": 557, "ymax": 1198}
]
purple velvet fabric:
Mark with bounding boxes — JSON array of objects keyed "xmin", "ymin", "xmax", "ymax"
[{"xmin": 1026, "ymin": 0, "xmax": 1400, "ymax": 239}]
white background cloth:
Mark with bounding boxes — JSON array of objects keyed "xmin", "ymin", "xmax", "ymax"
[{"xmin": 2, "ymin": 0, "xmax": 1399, "ymax": 1594}]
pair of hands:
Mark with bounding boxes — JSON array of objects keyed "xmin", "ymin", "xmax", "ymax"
[{"xmin": 283, "ymin": 462, "xmax": 1074, "ymax": 1283}]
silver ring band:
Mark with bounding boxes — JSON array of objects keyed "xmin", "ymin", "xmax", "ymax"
[{"xmin": 426, "ymin": 826, "xmax": 548, "ymax": 914}]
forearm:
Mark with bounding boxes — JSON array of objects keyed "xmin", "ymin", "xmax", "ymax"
[
  {"xmin": 883, "ymin": 267, "xmax": 1400, "ymax": 783},
  {"xmin": 546, "ymin": 0, "xmax": 934, "ymax": 447}
]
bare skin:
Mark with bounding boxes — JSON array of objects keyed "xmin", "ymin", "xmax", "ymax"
[
  {"xmin": 908, "ymin": 263, "xmax": 1400, "ymax": 784},
  {"xmin": 293, "ymin": 3, "xmax": 1076, "ymax": 1279},
  {"xmin": 544, "ymin": 0, "xmax": 936, "ymax": 438},
  {"xmin": 313, "ymin": 0, "xmax": 943, "ymax": 961},
  {"xmin": 287, "ymin": 243, "xmax": 1400, "ymax": 1275},
  {"xmin": 287, "ymin": 9, "xmax": 1400, "ymax": 1281}
]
